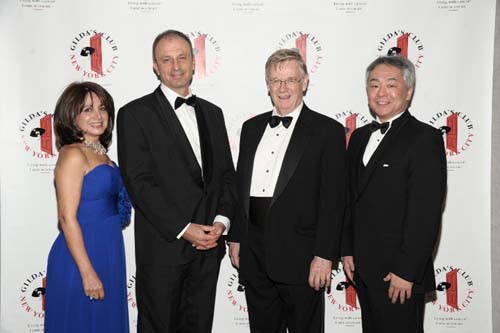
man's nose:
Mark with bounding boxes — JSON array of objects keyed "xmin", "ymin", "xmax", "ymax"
[
  {"xmin": 377, "ymin": 86, "xmax": 387, "ymax": 96},
  {"xmin": 172, "ymin": 59, "xmax": 180, "ymax": 70}
]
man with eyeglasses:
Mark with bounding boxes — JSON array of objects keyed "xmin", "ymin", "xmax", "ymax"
[{"xmin": 228, "ymin": 49, "xmax": 346, "ymax": 332}]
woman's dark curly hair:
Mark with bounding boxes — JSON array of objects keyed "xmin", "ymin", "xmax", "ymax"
[{"xmin": 54, "ymin": 81, "xmax": 115, "ymax": 150}]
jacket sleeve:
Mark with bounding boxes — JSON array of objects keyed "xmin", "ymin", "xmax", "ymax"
[
  {"xmin": 314, "ymin": 121, "xmax": 347, "ymax": 261},
  {"xmin": 214, "ymin": 108, "xmax": 237, "ymax": 221},
  {"xmin": 117, "ymin": 105, "xmax": 190, "ymax": 241},
  {"xmin": 392, "ymin": 129, "xmax": 447, "ymax": 283},
  {"xmin": 227, "ymin": 121, "xmax": 250, "ymax": 243},
  {"xmin": 340, "ymin": 130, "xmax": 358, "ymax": 258}
]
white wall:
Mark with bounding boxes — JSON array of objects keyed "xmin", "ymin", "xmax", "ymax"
[{"xmin": 0, "ymin": 0, "xmax": 496, "ymax": 332}]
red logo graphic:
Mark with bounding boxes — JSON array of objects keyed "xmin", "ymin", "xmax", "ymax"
[
  {"xmin": 193, "ymin": 34, "xmax": 207, "ymax": 77},
  {"xmin": 332, "ymin": 111, "xmax": 370, "ymax": 147},
  {"xmin": 20, "ymin": 111, "xmax": 57, "ymax": 160},
  {"xmin": 189, "ymin": 31, "xmax": 222, "ymax": 79},
  {"xmin": 345, "ymin": 114, "xmax": 357, "ymax": 147},
  {"xmin": 39, "ymin": 114, "xmax": 53, "ymax": 156},
  {"xmin": 328, "ymin": 267, "xmax": 360, "ymax": 312},
  {"xmin": 429, "ymin": 109, "xmax": 474, "ymax": 158},
  {"xmin": 42, "ymin": 277, "xmax": 47, "ymax": 311},
  {"xmin": 278, "ymin": 31, "xmax": 323, "ymax": 74},
  {"xmin": 344, "ymin": 279, "xmax": 357, "ymax": 308},
  {"xmin": 433, "ymin": 265, "xmax": 474, "ymax": 313},
  {"xmin": 445, "ymin": 113, "xmax": 458, "ymax": 153},
  {"xmin": 445, "ymin": 269, "xmax": 459, "ymax": 309},
  {"xmin": 395, "ymin": 33, "xmax": 409, "ymax": 58},
  {"xmin": 69, "ymin": 30, "xmax": 119, "ymax": 79},
  {"xmin": 295, "ymin": 34, "xmax": 307, "ymax": 64},
  {"xmin": 90, "ymin": 33, "xmax": 103, "ymax": 75},
  {"xmin": 377, "ymin": 30, "xmax": 424, "ymax": 69}
]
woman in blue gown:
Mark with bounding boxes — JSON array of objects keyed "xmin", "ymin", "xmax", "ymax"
[{"xmin": 44, "ymin": 82, "xmax": 130, "ymax": 333}]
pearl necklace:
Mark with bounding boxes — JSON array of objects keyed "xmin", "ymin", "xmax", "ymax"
[{"xmin": 83, "ymin": 140, "xmax": 107, "ymax": 155}]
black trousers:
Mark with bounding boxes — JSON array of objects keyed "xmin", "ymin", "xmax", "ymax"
[
  {"xmin": 136, "ymin": 252, "xmax": 221, "ymax": 333},
  {"xmin": 242, "ymin": 197, "xmax": 324, "ymax": 333},
  {"xmin": 355, "ymin": 273, "xmax": 425, "ymax": 333}
]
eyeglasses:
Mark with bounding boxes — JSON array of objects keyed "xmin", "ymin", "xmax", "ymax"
[{"xmin": 267, "ymin": 78, "xmax": 303, "ymax": 87}]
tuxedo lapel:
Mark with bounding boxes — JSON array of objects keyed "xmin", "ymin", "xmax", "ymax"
[
  {"xmin": 242, "ymin": 114, "xmax": 269, "ymax": 218},
  {"xmin": 153, "ymin": 87, "xmax": 203, "ymax": 181},
  {"xmin": 271, "ymin": 106, "xmax": 312, "ymax": 206},
  {"xmin": 357, "ymin": 111, "xmax": 411, "ymax": 196},
  {"xmin": 194, "ymin": 103, "xmax": 212, "ymax": 186},
  {"xmin": 350, "ymin": 127, "xmax": 371, "ymax": 197}
]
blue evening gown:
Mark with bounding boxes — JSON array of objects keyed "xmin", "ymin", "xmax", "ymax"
[{"xmin": 44, "ymin": 163, "xmax": 130, "ymax": 333}]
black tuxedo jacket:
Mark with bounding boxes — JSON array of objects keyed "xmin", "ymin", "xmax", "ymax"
[
  {"xmin": 341, "ymin": 111, "xmax": 447, "ymax": 293},
  {"xmin": 229, "ymin": 105, "xmax": 346, "ymax": 284},
  {"xmin": 117, "ymin": 86, "xmax": 235, "ymax": 266}
]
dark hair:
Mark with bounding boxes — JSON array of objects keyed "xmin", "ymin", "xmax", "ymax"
[
  {"xmin": 53, "ymin": 81, "xmax": 115, "ymax": 150},
  {"xmin": 152, "ymin": 29, "xmax": 193, "ymax": 61}
]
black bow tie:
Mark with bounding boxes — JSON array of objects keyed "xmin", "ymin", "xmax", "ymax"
[
  {"xmin": 369, "ymin": 121, "xmax": 390, "ymax": 134},
  {"xmin": 174, "ymin": 95, "xmax": 196, "ymax": 109},
  {"xmin": 269, "ymin": 116, "xmax": 293, "ymax": 129}
]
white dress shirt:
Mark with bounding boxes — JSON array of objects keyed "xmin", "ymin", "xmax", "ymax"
[
  {"xmin": 362, "ymin": 111, "xmax": 405, "ymax": 166},
  {"xmin": 159, "ymin": 84, "xmax": 230, "ymax": 237},
  {"xmin": 250, "ymin": 103, "xmax": 302, "ymax": 197}
]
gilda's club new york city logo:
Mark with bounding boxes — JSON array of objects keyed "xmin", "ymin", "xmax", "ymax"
[
  {"xmin": 189, "ymin": 31, "xmax": 222, "ymax": 79},
  {"xmin": 377, "ymin": 30, "xmax": 424, "ymax": 69},
  {"xmin": 277, "ymin": 31, "xmax": 323, "ymax": 74},
  {"xmin": 19, "ymin": 111, "xmax": 56, "ymax": 159},
  {"xmin": 69, "ymin": 29, "xmax": 119, "ymax": 78}
]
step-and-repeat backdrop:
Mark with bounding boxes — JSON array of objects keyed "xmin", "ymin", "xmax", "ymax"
[{"xmin": 0, "ymin": 0, "xmax": 495, "ymax": 332}]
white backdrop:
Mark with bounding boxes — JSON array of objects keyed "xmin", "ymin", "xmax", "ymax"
[{"xmin": 0, "ymin": 0, "xmax": 496, "ymax": 332}]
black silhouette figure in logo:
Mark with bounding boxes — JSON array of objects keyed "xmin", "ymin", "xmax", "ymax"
[
  {"xmin": 336, "ymin": 281, "xmax": 353, "ymax": 291},
  {"xmin": 439, "ymin": 126, "xmax": 451, "ymax": 136},
  {"xmin": 237, "ymin": 277, "xmax": 245, "ymax": 292},
  {"xmin": 30, "ymin": 127, "xmax": 46, "ymax": 137},
  {"xmin": 32, "ymin": 286, "xmax": 46, "ymax": 297},
  {"xmin": 80, "ymin": 46, "xmax": 96, "ymax": 57},
  {"xmin": 436, "ymin": 281, "xmax": 452, "ymax": 292},
  {"xmin": 387, "ymin": 47, "xmax": 402, "ymax": 56}
]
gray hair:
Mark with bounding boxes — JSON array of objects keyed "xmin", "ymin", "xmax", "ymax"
[
  {"xmin": 365, "ymin": 56, "xmax": 416, "ymax": 89},
  {"xmin": 265, "ymin": 49, "xmax": 308, "ymax": 81}
]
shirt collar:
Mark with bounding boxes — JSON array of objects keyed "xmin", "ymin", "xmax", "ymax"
[
  {"xmin": 159, "ymin": 83, "xmax": 193, "ymax": 110},
  {"xmin": 272, "ymin": 102, "xmax": 303, "ymax": 119},
  {"xmin": 376, "ymin": 110, "xmax": 405, "ymax": 128}
]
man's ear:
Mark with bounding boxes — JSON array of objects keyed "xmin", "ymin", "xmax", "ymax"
[
  {"xmin": 406, "ymin": 86, "xmax": 414, "ymax": 101},
  {"xmin": 153, "ymin": 62, "xmax": 160, "ymax": 79}
]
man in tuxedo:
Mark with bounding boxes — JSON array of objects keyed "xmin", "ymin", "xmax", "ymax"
[
  {"xmin": 341, "ymin": 56, "xmax": 447, "ymax": 333},
  {"xmin": 228, "ymin": 49, "xmax": 346, "ymax": 332},
  {"xmin": 117, "ymin": 30, "xmax": 235, "ymax": 332}
]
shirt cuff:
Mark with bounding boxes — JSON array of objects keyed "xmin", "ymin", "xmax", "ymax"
[
  {"xmin": 213, "ymin": 215, "xmax": 230, "ymax": 235},
  {"xmin": 176, "ymin": 222, "xmax": 191, "ymax": 239}
]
